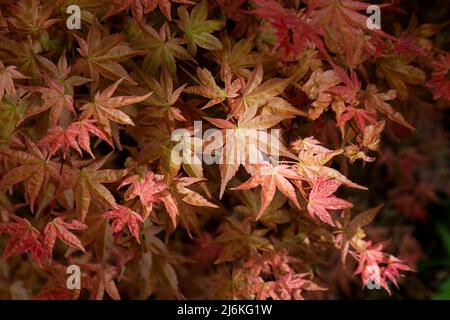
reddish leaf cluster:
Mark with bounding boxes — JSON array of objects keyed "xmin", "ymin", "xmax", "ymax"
[{"xmin": 0, "ymin": 0, "xmax": 448, "ymax": 300}]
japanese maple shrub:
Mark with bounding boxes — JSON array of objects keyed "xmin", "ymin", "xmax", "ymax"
[{"xmin": 0, "ymin": 0, "xmax": 448, "ymax": 299}]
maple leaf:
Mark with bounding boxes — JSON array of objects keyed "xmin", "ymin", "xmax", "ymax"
[
  {"xmin": 230, "ymin": 64, "xmax": 296, "ymax": 117},
  {"xmin": 119, "ymin": 171, "xmax": 167, "ymax": 217},
  {"xmin": 204, "ymin": 105, "xmax": 292, "ymax": 198},
  {"xmin": 34, "ymin": 263, "xmax": 81, "ymax": 300},
  {"xmin": 214, "ymin": 217, "xmax": 272, "ymax": 263},
  {"xmin": 426, "ymin": 53, "xmax": 450, "ymax": 101},
  {"xmin": 211, "ymin": 35, "xmax": 260, "ymax": 76},
  {"xmin": 24, "ymin": 75, "xmax": 75, "ymax": 127},
  {"xmin": 232, "ymin": 162, "xmax": 302, "ymax": 219},
  {"xmin": 427, "ymin": 75, "xmax": 450, "ymax": 101},
  {"xmin": 0, "ymin": 36, "xmax": 42, "ymax": 81},
  {"xmin": 184, "ymin": 64, "xmax": 241, "ymax": 109},
  {"xmin": 268, "ymin": 272, "xmax": 325, "ymax": 300},
  {"xmin": 382, "ymin": 255, "xmax": 414, "ymax": 289},
  {"xmin": 233, "ymin": 188, "xmax": 291, "ymax": 229},
  {"xmin": 119, "ymin": 171, "xmax": 180, "ymax": 226},
  {"xmin": 0, "ymin": 60, "xmax": 28, "ymax": 100},
  {"xmin": 37, "ymin": 120, "xmax": 113, "ymax": 158},
  {"xmin": 82, "ymin": 264, "xmax": 122, "ymax": 300},
  {"xmin": 306, "ymin": 0, "xmax": 389, "ymax": 34},
  {"xmin": 36, "ymin": 53, "xmax": 90, "ymax": 96},
  {"xmin": 345, "ymin": 204, "xmax": 383, "ymax": 241},
  {"xmin": 168, "ymin": 177, "xmax": 218, "ymax": 235},
  {"xmin": 293, "ymin": 136, "xmax": 366, "ymax": 189},
  {"xmin": 73, "ymin": 20, "xmax": 142, "ymax": 87},
  {"xmin": 79, "ymin": 78, "xmax": 152, "ymax": 137},
  {"xmin": 0, "ymin": 90, "xmax": 28, "ymax": 146},
  {"xmin": 138, "ymin": 226, "xmax": 183, "ymax": 298},
  {"xmin": 337, "ymin": 107, "xmax": 377, "ymax": 136},
  {"xmin": 327, "ymin": 64, "xmax": 361, "ymax": 105},
  {"xmin": 0, "ymin": 215, "xmax": 43, "ymax": 266},
  {"xmin": 361, "ymin": 120, "xmax": 385, "ymax": 152},
  {"xmin": 3, "ymin": 0, "xmax": 59, "ymax": 38},
  {"xmin": 134, "ymin": 67, "xmax": 186, "ymax": 122},
  {"xmin": 302, "ymin": 68, "xmax": 341, "ymax": 120},
  {"xmin": 376, "ymin": 56, "xmax": 426, "ymax": 100},
  {"xmin": 307, "ymin": 177, "xmax": 353, "ymax": 225},
  {"xmin": 252, "ymin": 0, "xmax": 327, "ymax": 60},
  {"xmin": 43, "ymin": 216, "xmax": 87, "ymax": 256},
  {"xmin": 133, "ymin": 22, "xmax": 193, "ymax": 76},
  {"xmin": 69, "ymin": 155, "xmax": 126, "ymax": 221},
  {"xmin": 134, "ymin": 124, "xmax": 191, "ymax": 178},
  {"xmin": 0, "ymin": 139, "xmax": 61, "ymax": 212},
  {"xmin": 104, "ymin": 205, "xmax": 144, "ymax": 243},
  {"xmin": 104, "ymin": 0, "xmax": 156, "ymax": 22},
  {"xmin": 176, "ymin": 0, "xmax": 224, "ymax": 56},
  {"xmin": 363, "ymin": 84, "xmax": 414, "ymax": 130},
  {"xmin": 353, "ymin": 240, "xmax": 413, "ymax": 294}
]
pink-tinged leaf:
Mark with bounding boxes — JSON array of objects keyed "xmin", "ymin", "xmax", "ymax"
[
  {"xmin": 307, "ymin": 177, "xmax": 353, "ymax": 225},
  {"xmin": 104, "ymin": 205, "xmax": 144, "ymax": 243}
]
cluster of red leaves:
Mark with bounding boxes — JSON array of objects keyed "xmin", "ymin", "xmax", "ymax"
[{"xmin": 0, "ymin": 0, "xmax": 448, "ymax": 300}]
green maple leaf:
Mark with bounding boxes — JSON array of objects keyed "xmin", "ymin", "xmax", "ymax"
[
  {"xmin": 176, "ymin": 0, "xmax": 224, "ymax": 56},
  {"xmin": 133, "ymin": 23, "xmax": 193, "ymax": 76}
]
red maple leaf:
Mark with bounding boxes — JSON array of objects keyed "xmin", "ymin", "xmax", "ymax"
[
  {"xmin": 38, "ymin": 120, "xmax": 113, "ymax": 158},
  {"xmin": 104, "ymin": 205, "xmax": 144, "ymax": 243},
  {"xmin": 307, "ymin": 177, "xmax": 353, "ymax": 225},
  {"xmin": 232, "ymin": 162, "xmax": 302, "ymax": 219},
  {"xmin": 0, "ymin": 61, "xmax": 28, "ymax": 100},
  {"xmin": 43, "ymin": 216, "xmax": 87, "ymax": 257},
  {"xmin": 0, "ymin": 215, "xmax": 43, "ymax": 266}
]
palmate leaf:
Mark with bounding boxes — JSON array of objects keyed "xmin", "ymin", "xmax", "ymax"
[
  {"xmin": 23, "ymin": 75, "xmax": 75, "ymax": 127},
  {"xmin": 233, "ymin": 188, "xmax": 291, "ymax": 229},
  {"xmin": 73, "ymin": 20, "xmax": 143, "ymax": 87},
  {"xmin": 0, "ymin": 215, "xmax": 43, "ymax": 266},
  {"xmin": 232, "ymin": 162, "xmax": 302, "ymax": 220},
  {"xmin": 3, "ymin": 0, "xmax": 59, "ymax": 38},
  {"xmin": 363, "ymin": 84, "xmax": 415, "ymax": 130},
  {"xmin": 36, "ymin": 53, "xmax": 90, "ymax": 96},
  {"xmin": 204, "ymin": 105, "xmax": 292, "ymax": 198},
  {"xmin": 0, "ymin": 138, "xmax": 61, "ymax": 212},
  {"xmin": 104, "ymin": 205, "xmax": 144, "ymax": 243},
  {"xmin": 119, "ymin": 171, "xmax": 170, "ymax": 220},
  {"xmin": 0, "ymin": 91, "xmax": 28, "ymax": 146},
  {"xmin": 214, "ymin": 217, "xmax": 272, "ymax": 263},
  {"xmin": 43, "ymin": 216, "xmax": 87, "ymax": 256},
  {"xmin": 292, "ymin": 136, "xmax": 367, "ymax": 190},
  {"xmin": 168, "ymin": 177, "xmax": 218, "ymax": 235},
  {"xmin": 230, "ymin": 64, "xmax": 300, "ymax": 117},
  {"xmin": 345, "ymin": 204, "xmax": 383, "ymax": 240},
  {"xmin": 134, "ymin": 67, "xmax": 187, "ymax": 122},
  {"xmin": 306, "ymin": 177, "xmax": 353, "ymax": 226},
  {"xmin": 184, "ymin": 64, "xmax": 241, "ymax": 110},
  {"xmin": 37, "ymin": 120, "xmax": 113, "ymax": 159},
  {"xmin": 0, "ymin": 36, "xmax": 42, "ymax": 81},
  {"xmin": 176, "ymin": 0, "xmax": 224, "ymax": 56},
  {"xmin": 211, "ymin": 35, "xmax": 260, "ymax": 76},
  {"xmin": 68, "ymin": 154, "xmax": 127, "ymax": 221},
  {"xmin": 133, "ymin": 23, "xmax": 193, "ymax": 76},
  {"xmin": 79, "ymin": 78, "xmax": 152, "ymax": 137},
  {"xmin": 376, "ymin": 56, "xmax": 426, "ymax": 100},
  {"xmin": 0, "ymin": 61, "xmax": 28, "ymax": 100}
]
